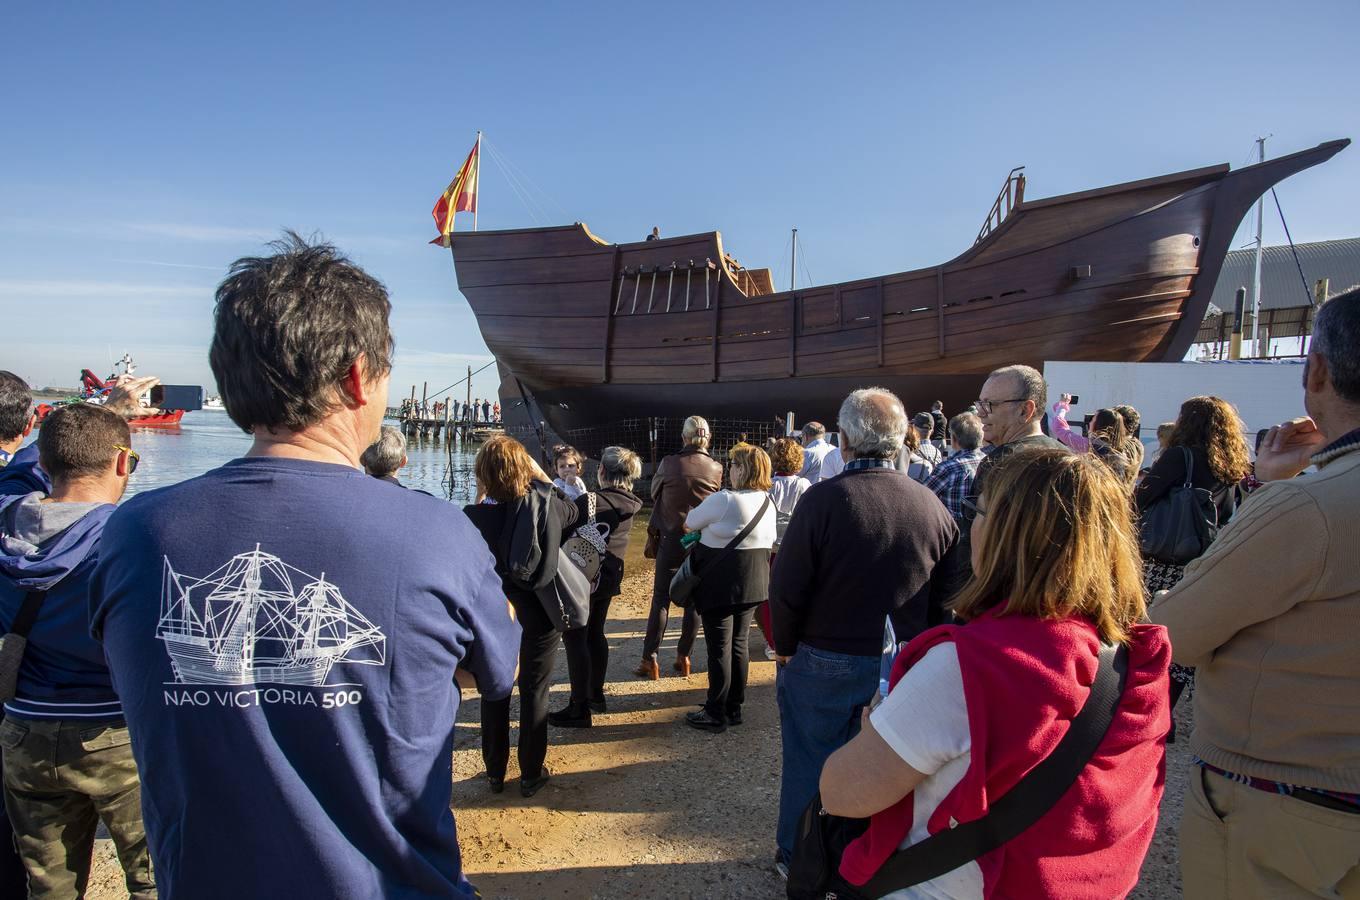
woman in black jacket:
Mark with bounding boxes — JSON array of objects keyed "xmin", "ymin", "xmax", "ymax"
[
  {"xmin": 550, "ymin": 447, "xmax": 644, "ymax": 727},
  {"xmin": 463, "ymin": 435, "xmax": 579, "ymax": 797},
  {"xmin": 1135, "ymin": 395, "xmax": 1251, "ymax": 736}
]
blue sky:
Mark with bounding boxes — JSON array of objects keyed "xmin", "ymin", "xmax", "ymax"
[{"xmin": 3, "ymin": 1, "xmax": 1356, "ymax": 404}]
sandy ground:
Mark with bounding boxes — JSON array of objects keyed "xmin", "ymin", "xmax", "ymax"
[{"xmin": 87, "ymin": 527, "xmax": 1193, "ymax": 899}]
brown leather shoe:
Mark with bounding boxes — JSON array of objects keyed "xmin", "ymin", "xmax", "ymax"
[
  {"xmin": 633, "ymin": 658, "xmax": 660, "ymax": 680},
  {"xmin": 673, "ymin": 655, "xmax": 691, "ymax": 677}
]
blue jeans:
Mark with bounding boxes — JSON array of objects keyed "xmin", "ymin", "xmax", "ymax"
[{"xmin": 775, "ymin": 643, "xmax": 881, "ymax": 861}]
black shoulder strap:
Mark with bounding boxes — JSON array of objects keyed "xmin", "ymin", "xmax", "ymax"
[
  {"xmin": 1180, "ymin": 445, "xmax": 1195, "ymax": 487},
  {"xmin": 10, "ymin": 591, "xmax": 49, "ymax": 639},
  {"xmin": 860, "ymin": 642, "xmax": 1129, "ymax": 896}
]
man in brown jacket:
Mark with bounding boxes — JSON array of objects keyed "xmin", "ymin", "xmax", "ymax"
[
  {"xmin": 1151, "ymin": 285, "xmax": 1360, "ymax": 899},
  {"xmin": 634, "ymin": 415, "xmax": 723, "ymax": 680}
]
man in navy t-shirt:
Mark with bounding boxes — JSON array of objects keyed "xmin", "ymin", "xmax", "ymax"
[{"xmin": 89, "ymin": 234, "xmax": 520, "ymax": 899}]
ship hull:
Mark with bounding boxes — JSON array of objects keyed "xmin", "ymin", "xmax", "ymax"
[
  {"xmin": 161, "ymin": 633, "xmax": 335, "ymax": 686},
  {"xmin": 451, "ymin": 141, "xmax": 1348, "ymax": 458}
]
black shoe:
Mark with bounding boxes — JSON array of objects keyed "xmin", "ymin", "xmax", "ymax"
[
  {"xmin": 487, "ymin": 775, "xmax": 505, "ymax": 794},
  {"xmin": 685, "ymin": 709, "xmax": 727, "ymax": 734},
  {"xmin": 548, "ymin": 702, "xmax": 593, "ymax": 728},
  {"xmin": 520, "ymin": 768, "xmax": 551, "ymax": 798},
  {"xmin": 726, "ymin": 709, "xmax": 743, "ymax": 726},
  {"xmin": 587, "ymin": 696, "xmax": 607, "ymax": 714}
]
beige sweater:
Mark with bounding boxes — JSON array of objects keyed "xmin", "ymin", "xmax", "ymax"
[{"xmin": 1149, "ymin": 435, "xmax": 1360, "ymax": 792}]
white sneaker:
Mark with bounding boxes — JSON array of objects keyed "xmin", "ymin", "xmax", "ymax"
[
  {"xmin": 774, "ymin": 859, "xmax": 789, "ymax": 881},
  {"xmin": 765, "ymin": 646, "xmax": 777, "ymax": 661}
]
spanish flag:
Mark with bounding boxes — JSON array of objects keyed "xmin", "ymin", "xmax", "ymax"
[{"xmin": 430, "ymin": 136, "xmax": 480, "ymax": 246}]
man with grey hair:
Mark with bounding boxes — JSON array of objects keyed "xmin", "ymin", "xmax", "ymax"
[
  {"xmin": 798, "ymin": 421, "xmax": 834, "ymax": 482},
  {"xmin": 637, "ymin": 415, "xmax": 722, "ymax": 680},
  {"xmin": 922, "ymin": 411, "xmax": 985, "ymax": 521},
  {"xmin": 1151, "ymin": 285, "xmax": 1360, "ymax": 898},
  {"xmin": 360, "ymin": 425, "xmax": 408, "ymax": 484},
  {"xmin": 768, "ymin": 387, "xmax": 960, "ymax": 876},
  {"xmin": 972, "ymin": 363, "xmax": 1067, "ymax": 497}
]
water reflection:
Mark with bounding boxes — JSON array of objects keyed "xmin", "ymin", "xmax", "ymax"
[{"xmin": 119, "ymin": 411, "xmax": 480, "ymax": 506}]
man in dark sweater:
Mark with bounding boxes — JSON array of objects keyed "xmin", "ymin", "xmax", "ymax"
[{"xmin": 768, "ymin": 387, "xmax": 959, "ymax": 875}]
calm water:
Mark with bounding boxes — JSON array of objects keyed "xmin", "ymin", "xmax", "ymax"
[{"xmin": 42, "ymin": 410, "xmax": 482, "ymax": 505}]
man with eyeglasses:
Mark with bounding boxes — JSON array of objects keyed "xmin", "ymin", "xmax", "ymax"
[
  {"xmin": 0, "ymin": 403, "xmax": 154, "ymax": 898},
  {"xmin": 944, "ymin": 366, "xmax": 1070, "ymax": 595},
  {"xmin": 972, "ymin": 364, "xmax": 1067, "ymax": 491}
]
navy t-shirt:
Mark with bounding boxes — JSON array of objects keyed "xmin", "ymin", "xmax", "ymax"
[{"xmin": 89, "ymin": 457, "xmax": 520, "ymax": 899}]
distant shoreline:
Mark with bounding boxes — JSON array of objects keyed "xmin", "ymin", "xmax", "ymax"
[{"xmin": 33, "ymin": 388, "xmax": 77, "ymax": 400}]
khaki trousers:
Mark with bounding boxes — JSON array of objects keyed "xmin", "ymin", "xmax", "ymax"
[
  {"xmin": 1182, "ymin": 765, "xmax": 1360, "ymax": 900},
  {"xmin": 0, "ymin": 717, "xmax": 155, "ymax": 899}
]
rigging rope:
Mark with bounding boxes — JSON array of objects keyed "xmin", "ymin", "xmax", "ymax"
[
  {"xmin": 424, "ymin": 359, "xmax": 498, "ymax": 402},
  {"xmin": 1270, "ymin": 188, "xmax": 1316, "ymax": 307},
  {"xmin": 483, "ymin": 137, "xmax": 572, "ymax": 223},
  {"xmin": 485, "ymin": 143, "xmax": 545, "ymax": 226}
]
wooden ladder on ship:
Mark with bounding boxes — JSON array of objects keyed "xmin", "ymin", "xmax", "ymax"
[{"xmin": 974, "ymin": 167, "xmax": 1026, "ymax": 244}]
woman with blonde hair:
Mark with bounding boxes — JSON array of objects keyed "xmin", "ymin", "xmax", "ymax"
[
  {"xmin": 462, "ymin": 435, "xmax": 580, "ymax": 797},
  {"xmin": 816, "ymin": 448, "xmax": 1170, "ymax": 896},
  {"xmin": 681, "ymin": 443, "xmax": 777, "ymax": 733},
  {"xmin": 1136, "ymin": 395, "xmax": 1251, "ymax": 736}
]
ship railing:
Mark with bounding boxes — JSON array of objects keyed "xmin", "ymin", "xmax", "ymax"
[
  {"xmin": 974, "ymin": 167, "xmax": 1026, "ymax": 245},
  {"xmin": 613, "ymin": 258, "xmax": 720, "ymax": 315}
]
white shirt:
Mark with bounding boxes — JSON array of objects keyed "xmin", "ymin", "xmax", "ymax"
[
  {"xmin": 800, "ymin": 438, "xmax": 834, "ymax": 482},
  {"xmin": 819, "ymin": 446, "xmax": 845, "ymax": 482},
  {"xmin": 870, "ymin": 643, "xmax": 981, "ymax": 899},
  {"xmin": 768, "ymin": 474, "xmax": 811, "ymax": 546},
  {"xmin": 684, "ymin": 489, "xmax": 776, "ymax": 550}
]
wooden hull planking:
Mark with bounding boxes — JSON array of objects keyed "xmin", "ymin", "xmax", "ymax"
[{"xmin": 448, "ymin": 141, "xmax": 1347, "ymax": 444}]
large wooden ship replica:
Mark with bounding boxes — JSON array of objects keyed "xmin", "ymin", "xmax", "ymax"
[{"xmin": 445, "ymin": 139, "xmax": 1347, "ymax": 459}]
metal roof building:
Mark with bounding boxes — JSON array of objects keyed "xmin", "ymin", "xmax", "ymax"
[{"xmin": 1195, "ymin": 237, "xmax": 1360, "ymax": 347}]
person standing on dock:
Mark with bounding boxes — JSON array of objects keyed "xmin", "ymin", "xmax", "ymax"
[
  {"xmin": 88, "ymin": 234, "xmax": 520, "ymax": 900},
  {"xmin": 636, "ymin": 416, "xmax": 721, "ymax": 681}
]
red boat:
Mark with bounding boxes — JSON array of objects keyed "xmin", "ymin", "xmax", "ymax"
[{"xmin": 34, "ymin": 363, "xmax": 188, "ymax": 427}]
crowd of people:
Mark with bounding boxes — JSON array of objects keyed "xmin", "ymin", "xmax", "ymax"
[
  {"xmin": 398, "ymin": 396, "xmax": 501, "ymax": 425},
  {"xmin": 0, "ymin": 233, "xmax": 1355, "ymax": 899}
]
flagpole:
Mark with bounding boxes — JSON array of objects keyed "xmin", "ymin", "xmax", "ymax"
[{"xmin": 473, "ymin": 130, "xmax": 482, "ymax": 232}]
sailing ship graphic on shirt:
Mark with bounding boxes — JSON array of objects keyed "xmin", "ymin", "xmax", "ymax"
[{"xmin": 158, "ymin": 546, "xmax": 386, "ymax": 686}]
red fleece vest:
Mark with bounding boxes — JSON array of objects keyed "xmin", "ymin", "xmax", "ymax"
[{"xmin": 839, "ymin": 610, "xmax": 1170, "ymax": 898}]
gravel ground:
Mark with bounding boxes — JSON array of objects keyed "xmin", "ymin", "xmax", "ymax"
[{"xmin": 87, "ymin": 524, "xmax": 1194, "ymax": 898}]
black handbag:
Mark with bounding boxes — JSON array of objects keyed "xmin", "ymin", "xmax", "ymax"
[
  {"xmin": 788, "ymin": 642, "xmax": 1129, "ymax": 899},
  {"xmin": 1138, "ymin": 447, "xmax": 1218, "ymax": 565},
  {"xmin": 668, "ymin": 495, "xmax": 771, "ymax": 608}
]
